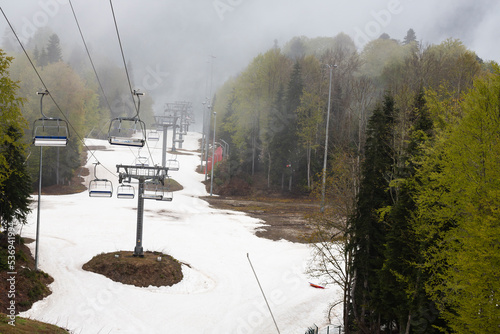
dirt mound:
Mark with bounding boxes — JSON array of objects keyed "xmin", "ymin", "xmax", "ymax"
[{"xmin": 82, "ymin": 251, "xmax": 183, "ymax": 287}]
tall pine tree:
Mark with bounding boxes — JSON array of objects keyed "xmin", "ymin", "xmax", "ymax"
[
  {"xmin": 46, "ymin": 33, "xmax": 62, "ymax": 64},
  {"xmin": 379, "ymin": 89, "xmax": 441, "ymax": 334},
  {"xmin": 268, "ymin": 62, "xmax": 303, "ymax": 189},
  {"xmin": 347, "ymin": 94, "xmax": 395, "ymax": 333}
]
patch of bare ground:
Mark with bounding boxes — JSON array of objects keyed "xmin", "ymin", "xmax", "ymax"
[
  {"xmin": 82, "ymin": 251, "xmax": 184, "ymax": 287},
  {"xmin": 203, "ymin": 196, "xmax": 319, "ymax": 243},
  {"xmin": 201, "ymin": 172, "xmax": 321, "ymax": 243},
  {"xmin": 0, "ymin": 236, "xmax": 53, "ymax": 314}
]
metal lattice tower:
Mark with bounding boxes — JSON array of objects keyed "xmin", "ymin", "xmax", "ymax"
[{"xmin": 116, "ymin": 164, "xmax": 170, "ymax": 257}]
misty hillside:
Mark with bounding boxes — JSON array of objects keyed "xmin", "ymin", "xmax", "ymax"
[
  {"xmin": 208, "ymin": 30, "xmax": 499, "ymax": 333},
  {"xmin": 1, "ymin": 1, "xmax": 499, "ymax": 332}
]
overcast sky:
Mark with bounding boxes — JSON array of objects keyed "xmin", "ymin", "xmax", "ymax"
[{"xmin": 1, "ymin": 0, "xmax": 499, "ymax": 114}]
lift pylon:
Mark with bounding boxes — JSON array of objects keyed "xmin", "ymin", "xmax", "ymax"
[{"xmin": 116, "ymin": 164, "xmax": 170, "ymax": 257}]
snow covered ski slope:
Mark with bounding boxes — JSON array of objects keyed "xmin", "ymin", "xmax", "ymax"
[{"xmin": 20, "ymin": 131, "xmax": 338, "ymax": 333}]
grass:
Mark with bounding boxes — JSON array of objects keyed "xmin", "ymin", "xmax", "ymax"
[{"xmin": 0, "ymin": 313, "xmax": 69, "ymax": 333}]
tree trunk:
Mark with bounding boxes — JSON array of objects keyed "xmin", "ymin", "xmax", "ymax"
[
  {"xmin": 306, "ymin": 143, "xmax": 311, "ymax": 189},
  {"xmin": 267, "ymin": 151, "xmax": 271, "ymax": 188},
  {"xmin": 405, "ymin": 312, "xmax": 411, "ymax": 334},
  {"xmin": 252, "ymin": 135, "xmax": 255, "ymax": 175}
]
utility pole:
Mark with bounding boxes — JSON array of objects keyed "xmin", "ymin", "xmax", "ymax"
[
  {"xmin": 321, "ymin": 64, "xmax": 337, "ymax": 213},
  {"xmin": 210, "ymin": 111, "xmax": 217, "ymax": 196}
]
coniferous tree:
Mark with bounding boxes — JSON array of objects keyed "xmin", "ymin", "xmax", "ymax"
[
  {"xmin": 403, "ymin": 29, "xmax": 417, "ymax": 45},
  {"xmin": 38, "ymin": 47, "xmax": 48, "ymax": 68},
  {"xmin": 268, "ymin": 62, "xmax": 303, "ymax": 189},
  {"xmin": 46, "ymin": 33, "xmax": 62, "ymax": 64},
  {"xmin": 33, "ymin": 45, "xmax": 40, "ymax": 65},
  {"xmin": 379, "ymin": 89, "xmax": 441, "ymax": 334},
  {"xmin": 347, "ymin": 94, "xmax": 395, "ymax": 333}
]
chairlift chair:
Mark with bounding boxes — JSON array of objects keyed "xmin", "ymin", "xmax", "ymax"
[
  {"xmin": 32, "ymin": 90, "xmax": 69, "ymax": 147},
  {"xmin": 88, "ymin": 162, "xmax": 113, "ymax": 198},
  {"xmin": 166, "ymin": 156, "xmax": 180, "ymax": 171},
  {"xmin": 148, "ymin": 129, "xmax": 160, "ymax": 141},
  {"xmin": 142, "ymin": 180, "xmax": 164, "ymax": 200},
  {"xmin": 108, "ymin": 90, "xmax": 147, "ymax": 147},
  {"xmin": 108, "ymin": 117, "xmax": 146, "ymax": 147},
  {"xmin": 134, "ymin": 155, "xmax": 149, "ymax": 166},
  {"xmin": 161, "ymin": 190, "xmax": 173, "ymax": 201},
  {"xmin": 161, "ymin": 176, "xmax": 173, "ymax": 201},
  {"xmin": 117, "ymin": 183, "xmax": 135, "ymax": 199},
  {"xmin": 32, "ymin": 117, "xmax": 69, "ymax": 147}
]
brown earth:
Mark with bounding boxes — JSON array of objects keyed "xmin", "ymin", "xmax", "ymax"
[
  {"xmin": 82, "ymin": 251, "xmax": 183, "ymax": 288},
  {"xmin": 203, "ymin": 195, "xmax": 319, "ymax": 243},
  {"xmin": 202, "ymin": 172, "xmax": 321, "ymax": 243},
  {"xmin": 0, "ymin": 236, "xmax": 53, "ymax": 315}
]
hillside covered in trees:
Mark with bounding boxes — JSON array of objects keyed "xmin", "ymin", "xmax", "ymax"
[
  {"xmin": 2, "ymin": 27, "xmax": 155, "ymax": 190},
  {"xmin": 1, "ymin": 21, "xmax": 499, "ymax": 332},
  {"xmin": 211, "ymin": 30, "xmax": 499, "ymax": 333}
]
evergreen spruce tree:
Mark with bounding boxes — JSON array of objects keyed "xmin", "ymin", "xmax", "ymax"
[
  {"xmin": 46, "ymin": 33, "xmax": 62, "ymax": 64},
  {"xmin": 268, "ymin": 62, "xmax": 303, "ymax": 188},
  {"xmin": 347, "ymin": 94, "xmax": 395, "ymax": 333},
  {"xmin": 403, "ymin": 29, "xmax": 417, "ymax": 45},
  {"xmin": 38, "ymin": 47, "xmax": 48, "ymax": 68},
  {"xmin": 379, "ymin": 89, "xmax": 441, "ymax": 334},
  {"xmin": 33, "ymin": 45, "xmax": 40, "ymax": 65}
]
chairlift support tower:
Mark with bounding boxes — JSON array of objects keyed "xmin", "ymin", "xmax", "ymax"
[
  {"xmin": 116, "ymin": 164, "xmax": 170, "ymax": 257},
  {"xmin": 165, "ymin": 101, "xmax": 191, "ymax": 150},
  {"xmin": 154, "ymin": 114, "xmax": 179, "ymax": 163}
]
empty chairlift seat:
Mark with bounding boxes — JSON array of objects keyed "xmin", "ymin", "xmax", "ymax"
[
  {"xmin": 89, "ymin": 179, "xmax": 113, "ymax": 197},
  {"xmin": 148, "ymin": 130, "xmax": 160, "ymax": 141},
  {"xmin": 117, "ymin": 183, "xmax": 135, "ymax": 199},
  {"xmin": 161, "ymin": 189, "xmax": 173, "ymax": 201},
  {"xmin": 88, "ymin": 162, "xmax": 113, "ymax": 198},
  {"xmin": 143, "ymin": 180, "xmax": 164, "ymax": 200},
  {"xmin": 134, "ymin": 155, "xmax": 149, "ymax": 166},
  {"xmin": 32, "ymin": 117, "xmax": 69, "ymax": 147},
  {"xmin": 108, "ymin": 117, "xmax": 146, "ymax": 147},
  {"xmin": 166, "ymin": 158, "xmax": 180, "ymax": 171}
]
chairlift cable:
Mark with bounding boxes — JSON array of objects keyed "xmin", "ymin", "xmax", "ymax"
[
  {"xmin": 0, "ymin": 7, "xmax": 116, "ymax": 177},
  {"xmin": 69, "ymin": 0, "xmax": 133, "ymax": 171},
  {"xmin": 108, "ymin": 1, "xmax": 156, "ymax": 166},
  {"xmin": 109, "ymin": 0, "xmax": 138, "ymax": 116},
  {"xmin": 68, "ymin": 0, "xmax": 114, "ymax": 116},
  {"xmin": 68, "ymin": 0, "xmax": 121, "ymax": 147}
]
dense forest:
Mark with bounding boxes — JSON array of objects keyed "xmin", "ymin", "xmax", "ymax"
[{"xmin": 211, "ymin": 30, "xmax": 499, "ymax": 333}]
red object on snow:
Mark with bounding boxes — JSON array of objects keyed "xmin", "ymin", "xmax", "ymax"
[{"xmin": 309, "ymin": 282, "xmax": 326, "ymax": 289}]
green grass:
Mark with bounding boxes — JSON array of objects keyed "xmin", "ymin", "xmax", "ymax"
[{"xmin": 0, "ymin": 313, "xmax": 69, "ymax": 333}]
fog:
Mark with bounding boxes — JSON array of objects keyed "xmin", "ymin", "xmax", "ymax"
[{"xmin": 1, "ymin": 0, "xmax": 499, "ymax": 116}]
